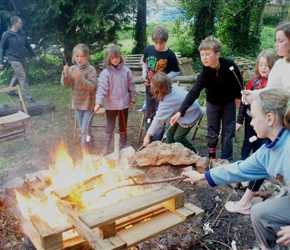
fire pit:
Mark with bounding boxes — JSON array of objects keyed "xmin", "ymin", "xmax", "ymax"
[{"xmin": 14, "ymin": 144, "xmax": 204, "ymax": 250}]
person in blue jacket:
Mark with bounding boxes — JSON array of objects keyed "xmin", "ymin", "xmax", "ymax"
[{"xmin": 181, "ymin": 88, "xmax": 290, "ymax": 250}]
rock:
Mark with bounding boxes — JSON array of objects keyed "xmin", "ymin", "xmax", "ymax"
[{"xmin": 134, "ymin": 141, "xmax": 200, "ymax": 167}]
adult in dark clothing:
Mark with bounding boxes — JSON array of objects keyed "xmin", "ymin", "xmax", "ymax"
[
  {"xmin": 170, "ymin": 35, "xmax": 242, "ymax": 162},
  {"xmin": 0, "ymin": 16, "xmax": 39, "ymax": 103}
]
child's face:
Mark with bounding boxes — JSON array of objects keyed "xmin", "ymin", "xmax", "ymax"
[
  {"xmin": 110, "ymin": 55, "xmax": 121, "ymax": 66},
  {"xmin": 275, "ymin": 30, "xmax": 290, "ymax": 57},
  {"xmin": 153, "ymin": 39, "xmax": 166, "ymax": 52},
  {"xmin": 250, "ymin": 100, "xmax": 269, "ymax": 139},
  {"xmin": 199, "ymin": 49, "xmax": 220, "ymax": 68},
  {"xmin": 74, "ymin": 50, "xmax": 88, "ymax": 67},
  {"xmin": 258, "ymin": 56, "xmax": 271, "ymax": 78}
]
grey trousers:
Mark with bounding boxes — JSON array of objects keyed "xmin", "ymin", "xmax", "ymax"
[
  {"xmin": 251, "ymin": 194, "xmax": 290, "ymax": 249},
  {"xmin": 9, "ymin": 60, "xmax": 32, "ymax": 99}
]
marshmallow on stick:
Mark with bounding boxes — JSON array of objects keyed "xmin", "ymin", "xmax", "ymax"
[{"xmin": 249, "ymin": 135, "xmax": 257, "ymax": 143}]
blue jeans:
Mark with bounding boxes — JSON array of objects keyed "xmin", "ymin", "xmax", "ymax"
[
  {"xmin": 206, "ymin": 101, "xmax": 236, "ymax": 161},
  {"xmin": 75, "ymin": 109, "xmax": 94, "ymax": 147}
]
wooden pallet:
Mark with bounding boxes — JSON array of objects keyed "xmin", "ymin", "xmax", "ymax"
[{"xmin": 23, "ymin": 184, "xmax": 204, "ymax": 250}]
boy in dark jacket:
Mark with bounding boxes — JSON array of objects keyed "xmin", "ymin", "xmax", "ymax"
[{"xmin": 171, "ymin": 35, "xmax": 242, "ymax": 162}]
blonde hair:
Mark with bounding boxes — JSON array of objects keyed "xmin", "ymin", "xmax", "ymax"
[
  {"xmin": 150, "ymin": 72, "xmax": 172, "ymax": 101},
  {"xmin": 254, "ymin": 50, "xmax": 276, "ymax": 76},
  {"xmin": 103, "ymin": 45, "xmax": 124, "ymax": 68},
  {"xmin": 198, "ymin": 35, "xmax": 222, "ymax": 53},
  {"xmin": 275, "ymin": 22, "xmax": 290, "ymax": 62},
  {"xmin": 72, "ymin": 44, "xmax": 90, "ymax": 64},
  {"xmin": 258, "ymin": 88, "xmax": 290, "ymax": 130}
]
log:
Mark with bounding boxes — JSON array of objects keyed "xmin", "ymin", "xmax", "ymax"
[
  {"xmin": 133, "ymin": 75, "xmax": 196, "ymax": 84},
  {"xmin": 0, "ymin": 100, "xmax": 56, "ymax": 117}
]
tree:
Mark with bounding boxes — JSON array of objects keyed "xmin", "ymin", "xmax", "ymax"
[
  {"xmin": 1, "ymin": 0, "xmax": 138, "ymax": 62},
  {"xmin": 192, "ymin": 0, "xmax": 217, "ymax": 58},
  {"xmin": 181, "ymin": 0, "xmax": 266, "ymax": 58},
  {"xmin": 132, "ymin": 0, "xmax": 147, "ymax": 54}
]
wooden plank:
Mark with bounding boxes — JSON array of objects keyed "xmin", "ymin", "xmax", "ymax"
[
  {"xmin": 30, "ymin": 215, "xmax": 63, "ymax": 250},
  {"xmin": 117, "ymin": 202, "xmax": 203, "ymax": 248},
  {"xmin": 79, "ymin": 185, "xmax": 184, "ymax": 229},
  {"xmin": 57, "ymin": 200, "xmax": 127, "ymax": 250},
  {"xmin": 22, "ymin": 217, "xmax": 45, "ymax": 250},
  {"xmin": 22, "ymin": 217, "xmax": 86, "ymax": 250}
]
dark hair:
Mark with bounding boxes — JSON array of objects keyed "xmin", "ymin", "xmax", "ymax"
[
  {"xmin": 275, "ymin": 22, "xmax": 290, "ymax": 62},
  {"xmin": 150, "ymin": 72, "xmax": 172, "ymax": 101},
  {"xmin": 10, "ymin": 16, "xmax": 21, "ymax": 27},
  {"xmin": 151, "ymin": 26, "xmax": 169, "ymax": 42}
]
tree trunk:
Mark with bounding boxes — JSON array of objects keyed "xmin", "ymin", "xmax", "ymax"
[
  {"xmin": 132, "ymin": 0, "xmax": 147, "ymax": 54},
  {"xmin": 253, "ymin": 0, "xmax": 267, "ymax": 36},
  {"xmin": 0, "ymin": 101, "xmax": 56, "ymax": 117}
]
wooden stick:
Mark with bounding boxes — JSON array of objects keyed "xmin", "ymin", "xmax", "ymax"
[{"xmin": 99, "ymin": 176, "xmax": 186, "ymax": 198}]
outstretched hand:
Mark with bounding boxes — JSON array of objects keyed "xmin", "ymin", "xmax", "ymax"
[
  {"xmin": 277, "ymin": 226, "xmax": 290, "ymax": 246},
  {"xmin": 181, "ymin": 170, "xmax": 205, "ymax": 184}
]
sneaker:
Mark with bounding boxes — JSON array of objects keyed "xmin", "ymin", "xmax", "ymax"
[
  {"xmin": 225, "ymin": 201, "xmax": 252, "ymax": 215},
  {"xmin": 7, "ymin": 92, "xmax": 18, "ymax": 97},
  {"xmin": 27, "ymin": 97, "xmax": 35, "ymax": 103}
]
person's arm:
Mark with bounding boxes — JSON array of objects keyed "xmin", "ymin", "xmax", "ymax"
[
  {"xmin": 178, "ymin": 74, "xmax": 205, "ymax": 116},
  {"xmin": 167, "ymin": 51, "xmax": 180, "ymax": 79},
  {"xmin": 25, "ymin": 37, "xmax": 38, "ymax": 58},
  {"xmin": 127, "ymin": 69, "xmax": 137, "ymax": 104},
  {"xmin": 81, "ymin": 66, "xmax": 97, "ymax": 92},
  {"xmin": 61, "ymin": 65, "xmax": 73, "ymax": 87},
  {"xmin": 181, "ymin": 170, "xmax": 205, "ymax": 183},
  {"xmin": 0, "ymin": 33, "xmax": 7, "ymax": 67},
  {"xmin": 95, "ymin": 69, "xmax": 109, "ymax": 106}
]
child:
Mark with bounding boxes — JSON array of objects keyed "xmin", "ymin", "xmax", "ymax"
[
  {"xmin": 170, "ymin": 35, "xmax": 242, "ymax": 162},
  {"xmin": 94, "ymin": 45, "xmax": 137, "ymax": 156},
  {"xmin": 143, "ymin": 72, "xmax": 202, "ymax": 152},
  {"xmin": 181, "ymin": 88, "xmax": 290, "ymax": 250},
  {"xmin": 243, "ymin": 22, "xmax": 290, "ymax": 103},
  {"xmin": 142, "ymin": 26, "xmax": 180, "ymax": 142},
  {"xmin": 225, "ymin": 50, "xmax": 277, "ymax": 215},
  {"xmin": 61, "ymin": 44, "xmax": 97, "ymax": 153}
]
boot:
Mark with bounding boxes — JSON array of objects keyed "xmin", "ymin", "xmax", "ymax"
[
  {"xmin": 119, "ymin": 132, "xmax": 129, "ymax": 149},
  {"xmin": 102, "ymin": 133, "xmax": 112, "ymax": 156}
]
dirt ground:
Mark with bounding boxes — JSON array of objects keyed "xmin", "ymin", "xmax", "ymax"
[{"xmin": 0, "ymin": 87, "xmax": 283, "ymax": 250}]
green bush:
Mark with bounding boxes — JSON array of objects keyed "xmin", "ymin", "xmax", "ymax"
[{"xmin": 263, "ymin": 14, "xmax": 280, "ymax": 27}]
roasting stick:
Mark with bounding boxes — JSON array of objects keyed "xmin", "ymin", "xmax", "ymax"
[{"xmin": 99, "ymin": 175, "xmax": 187, "ymax": 198}]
